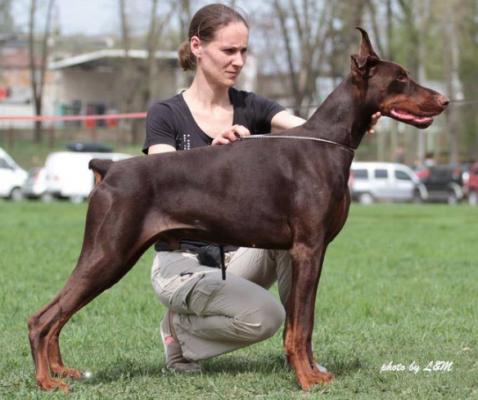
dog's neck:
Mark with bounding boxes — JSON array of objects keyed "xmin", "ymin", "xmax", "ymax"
[{"xmin": 303, "ymin": 76, "xmax": 375, "ymax": 149}]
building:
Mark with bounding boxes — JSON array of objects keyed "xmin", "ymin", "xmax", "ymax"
[
  {"xmin": 0, "ymin": 39, "xmax": 258, "ymax": 131},
  {"xmin": 47, "ymin": 49, "xmax": 180, "ymax": 117}
]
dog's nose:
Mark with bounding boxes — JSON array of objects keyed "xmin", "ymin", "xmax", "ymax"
[{"xmin": 437, "ymin": 94, "xmax": 450, "ymax": 108}]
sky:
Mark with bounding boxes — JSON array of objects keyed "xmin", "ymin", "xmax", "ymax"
[
  {"xmin": 13, "ymin": 0, "xmax": 119, "ymax": 36},
  {"xmin": 8, "ymin": 0, "xmax": 271, "ymax": 74},
  {"xmin": 12, "ymin": 1, "xmax": 253, "ymax": 37},
  {"xmin": 56, "ymin": 0, "xmax": 118, "ymax": 35}
]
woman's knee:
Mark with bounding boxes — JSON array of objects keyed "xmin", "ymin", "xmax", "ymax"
[
  {"xmin": 237, "ymin": 297, "xmax": 285, "ymax": 342},
  {"xmin": 260, "ymin": 299, "xmax": 286, "ymax": 338}
]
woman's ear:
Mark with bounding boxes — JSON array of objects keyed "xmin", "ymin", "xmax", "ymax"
[{"xmin": 190, "ymin": 36, "xmax": 202, "ymax": 59}]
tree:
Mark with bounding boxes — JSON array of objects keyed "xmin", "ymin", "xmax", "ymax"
[
  {"xmin": 28, "ymin": 0, "xmax": 55, "ymax": 143},
  {"xmin": 178, "ymin": 0, "xmax": 192, "ymax": 44},
  {"xmin": 118, "ymin": 0, "xmax": 174, "ymax": 143},
  {"xmin": 270, "ymin": 0, "xmax": 333, "ymax": 117},
  {"xmin": 456, "ymin": 0, "xmax": 478, "ymax": 160},
  {"xmin": 441, "ymin": 0, "xmax": 461, "ymax": 164}
]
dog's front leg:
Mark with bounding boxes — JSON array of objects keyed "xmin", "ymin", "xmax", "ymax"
[{"xmin": 285, "ymin": 242, "xmax": 334, "ymax": 390}]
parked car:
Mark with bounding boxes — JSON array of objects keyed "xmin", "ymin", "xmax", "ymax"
[
  {"xmin": 65, "ymin": 142, "xmax": 113, "ymax": 153},
  {"xmin": 415, "ymin": 164, "xmax": 464, "ymax": 204},
  {"xmin": 0, "ymin": 147, "xmax": 28, "ymax": 201},
  {"xmin": 464, "ymin": 161, "xmax": 478, "ymax": 205},
  {"xmin": 349, "ymin": 162, "xmax": 425, "ymax": 204},
  {"xmin": 43, "ymin": 148, "xmax": 131, "ymax": 203},
  {"xmin": 22, "ymin": 167, "xmax": 48, "ymax": 200}
]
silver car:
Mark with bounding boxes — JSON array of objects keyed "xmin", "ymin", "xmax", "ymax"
[{"xmin": 350, "ymin": 162, "xmax": 426, "ymax": 204}]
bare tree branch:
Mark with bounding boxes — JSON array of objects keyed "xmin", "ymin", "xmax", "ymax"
[
  {"xmin": 366, "ymin": 0, "xmax": 385, "ymax": 57},
  {"xmin": 273, "ymin": 0, "xmax": 301, "ymax": 114},
  {"xmin": 118, "ymin": 0, "xmax": 176, "ymax": 143},
  {"xmin": 270, "ymin": 0, "xmax": 334, "ymax": 116},
  {"xmin": 28, "ymin": 0, "xmax": 55, "ymax": 143},
  {"xmin": 179, "ymin": 0, "xmax": 191, "ymax": 42}
]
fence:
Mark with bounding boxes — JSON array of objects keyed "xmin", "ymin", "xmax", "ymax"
[{"xmin": 0, "ymin": 112, "xmax": 147, "ymax": 149}]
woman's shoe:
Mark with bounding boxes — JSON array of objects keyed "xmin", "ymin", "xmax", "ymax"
[{"xmin": 160, "ymin": 310, "xmax": 202, "ymax": 373}]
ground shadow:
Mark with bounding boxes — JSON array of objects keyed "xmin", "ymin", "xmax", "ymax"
[
  {"xmin": 80, "ymin": 353, "xmax": 364, "ymax": 386},
  {"xmin": 79, "ymin": 353, "xmax": 286, "ymax": 385}
]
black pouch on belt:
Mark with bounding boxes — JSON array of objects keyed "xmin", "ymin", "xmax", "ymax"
[{"xmin": 197, "ymin": 245, "xmax": 222, "ymax": 268}]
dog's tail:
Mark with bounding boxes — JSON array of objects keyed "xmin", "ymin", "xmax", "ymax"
[{"xmin": 89, "ymin": 159, "xmax": 113, "ymax": 185}]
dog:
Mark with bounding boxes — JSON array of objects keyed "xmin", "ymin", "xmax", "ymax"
[{"xmin": 28, "ymin": 28, "xmax": 448, "ymax": 392}]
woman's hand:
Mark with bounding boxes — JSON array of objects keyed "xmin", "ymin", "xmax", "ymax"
[
  {"xmin": 212, "ymin": 125, "xmax": 251, "ymax": 145},
  {"xmin": 367, "ymin": 112, "xmax": 382, "ymax": 134}
]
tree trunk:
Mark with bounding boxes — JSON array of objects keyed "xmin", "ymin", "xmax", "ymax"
[
  {"xmin": 28, "ymin": 0, "xmax": 55, "ymax": 144},
  {"xmin": 443, "ymin": 0, "xmax": 461, "ymax": 164}
]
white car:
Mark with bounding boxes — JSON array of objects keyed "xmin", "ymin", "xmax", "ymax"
[
  {"xmin": 22, "ymin": 167, "xmax": 48, "ymax": 200},
  {"xmin": 350, "ymin": 162, "xmax": 426, "ymax": 204},
  {"xmin": 0, "ymin": 147, "xmax": 28, "ymax": 201},
  {"xmin": 43, "ymin": 150, "xmax": 131, "ymax": 203}
]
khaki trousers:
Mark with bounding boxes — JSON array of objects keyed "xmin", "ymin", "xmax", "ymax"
[{"xmin": 151, "ymin": 248, "xmax": 292, "ymax": 361}]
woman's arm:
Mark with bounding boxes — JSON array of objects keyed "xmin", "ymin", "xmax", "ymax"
[
  {"xmin": 270, "ymin": 110, "xmax": 306, "ymax": 132},
  {"xmin": 148, "ymin": 144, "xmax": 176, "ymax": 154},
  {"xmin": 271, "ymin": 110, "xmax": 382, "ymax": 133}
]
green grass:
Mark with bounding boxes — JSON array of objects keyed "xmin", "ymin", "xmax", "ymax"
[{"xmin": 0, "ymin": 202, "xmax": 477, "ymax": 399}]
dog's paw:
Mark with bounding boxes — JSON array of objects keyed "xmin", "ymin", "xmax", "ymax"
[
  {"xmin": 38, "ymin": 377, "xmax": 70, "ymax": 393},
  {"xmin": 298, "ymin": 370, "xmax": 334, "ymax": 390}
]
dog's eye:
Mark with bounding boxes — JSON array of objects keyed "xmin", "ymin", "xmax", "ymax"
[{"xmin": 396, "ymin": 73, "xmax": 408, "ymax": 82}]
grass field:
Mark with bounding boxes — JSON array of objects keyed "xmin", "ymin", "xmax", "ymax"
[{"xmin": 0, "ymin": 202, "xmax": 477, "ymax": 399}]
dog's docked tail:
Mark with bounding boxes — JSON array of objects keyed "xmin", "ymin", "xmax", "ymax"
[{"xmin": 89, "ymin": 159, "xmax": 113, "ymax": 185}]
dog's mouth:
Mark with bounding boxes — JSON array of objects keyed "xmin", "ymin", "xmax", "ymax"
[{"xmin": 388, "ymin": 108, "xmax": 434, "ymax": 129}]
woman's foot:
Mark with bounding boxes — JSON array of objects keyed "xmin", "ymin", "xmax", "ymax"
[{"xmin": 160, "ymin": 310, "xmax": 202, "ymax": 373}]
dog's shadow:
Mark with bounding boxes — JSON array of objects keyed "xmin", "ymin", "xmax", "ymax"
[{"xmin": 80, "ymin": 354, "xmax": 364, "ymax": 385}]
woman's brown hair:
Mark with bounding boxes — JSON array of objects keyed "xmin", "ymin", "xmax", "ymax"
[{"xmin": 178, "ymin": 3, "xmax": 249, "ymax": 71}]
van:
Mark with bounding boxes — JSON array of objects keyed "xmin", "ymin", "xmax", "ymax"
[
  {"xmin": 43, "ymin": 151, "xmax": 131, "ymax": 203},
  {"xmin": 0, "ymin": 147, "xmax": 28, "ymax": 201},
  {"xmin": 350, "ymin": 162, "xmax": 425, "ymax": 204}
]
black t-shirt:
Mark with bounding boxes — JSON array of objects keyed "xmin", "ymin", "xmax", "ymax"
[
  {"xmin": 143, "ymin": 87, "xmax": 284, "ymax": 153},
  {"xmin": 143, "ymin": 87, "xmax": 284, "ymax": 252}
]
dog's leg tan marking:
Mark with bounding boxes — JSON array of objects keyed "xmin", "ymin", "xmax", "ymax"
[{"xmin": 47, "ymin": 319, "xmax": 82, "ymax": 379}]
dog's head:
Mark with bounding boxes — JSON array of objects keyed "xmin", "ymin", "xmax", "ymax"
[{"xmin": 351, "ymin": 27, "xmax": 449, "ymax": 129}]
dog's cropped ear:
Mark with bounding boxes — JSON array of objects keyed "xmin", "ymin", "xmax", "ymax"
[
  {"xmin": 351, "ymin": 27, "xmax": 380, "ymax": 80},
  {"xmin": 356, "ymin": 27, "xmax": 380, "ymax": 59}
]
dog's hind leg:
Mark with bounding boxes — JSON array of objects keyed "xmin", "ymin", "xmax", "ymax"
[
  {"xmin": 284, "ymin": 239, "xmax": 334, "ymax": 390},
  {"xmin": 28, "ymin": 189, "xmax": 157, "ymax": 392},
  {"xmin": 28, "ymin": 255, "xmax": 133, "ymax": 391}
]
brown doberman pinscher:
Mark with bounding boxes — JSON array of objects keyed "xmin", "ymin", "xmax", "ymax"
[{"xmin": 28, "ymin": 29, "xmax": 448, "ymax": 392}]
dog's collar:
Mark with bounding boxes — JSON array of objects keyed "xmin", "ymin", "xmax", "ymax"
[{"xmin": 241, "ymin": 135, "xmax": 355, "ymax": 154}]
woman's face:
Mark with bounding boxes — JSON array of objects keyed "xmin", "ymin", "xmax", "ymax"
[{"xmin": 192, "ymin": 21, "xmax": 249, "ymax": 87}]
